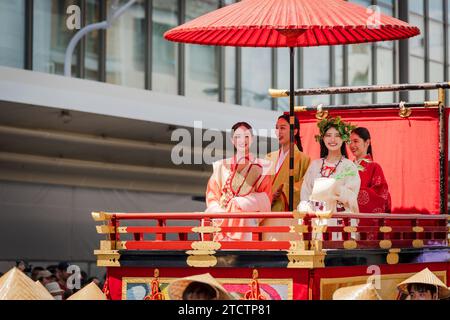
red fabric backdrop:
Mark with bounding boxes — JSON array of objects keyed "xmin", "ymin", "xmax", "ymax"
[{"xmin": 295, "ymin": 108, "xmax": 448, "ymax": 214}]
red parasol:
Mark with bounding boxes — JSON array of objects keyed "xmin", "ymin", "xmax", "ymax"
[
  {"xmin": 164, "ymin": 0, "xmax": 420, "ymax": 211},
  {"xmin": 164, "ymin": 0, "xmax": 419, "ymax": 47}
]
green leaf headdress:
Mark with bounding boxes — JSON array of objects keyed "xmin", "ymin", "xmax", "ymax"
[{"xmin": 314, "ymin": 116, "xmax": 356, "ymax": 143}]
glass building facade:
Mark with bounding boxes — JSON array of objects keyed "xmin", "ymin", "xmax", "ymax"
[{"xmin": 1, "ymin": 0, "xmax": 450, "ymax": 107}]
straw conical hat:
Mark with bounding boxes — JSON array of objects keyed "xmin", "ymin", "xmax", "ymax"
[
  {"xmin": 67, "ymin": 282, "xmax": 107, "ymax": 300},
  {"xmin": 397, "ymin": 268, "xmax": 450, "ymax": 299},
  {"xmin": 333, "ymin": 283, "xmax": 382, "ymax": 300},
  {"xmin": 0, "ymin": 267, "xmax": 54, "ymax": 300},
  {"xmin": 168, "ymin": 273, "xmax": 233, "ymax": 300}
]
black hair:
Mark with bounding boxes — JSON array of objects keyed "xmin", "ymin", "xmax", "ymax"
[
  {"xmin": 182, "ymin": 282, "xmax": 218, "ymax": 300},
  {"xmin": 46, "ymin": 265, "xmax": 58, "ymax": 274},
  {"xmin": 57, "ymin": 262, "xmax": 70, "ymax": 271},
  {"xmin": 16, "ymin": 260, "xmax": 26, "ymax": 267},
  {"xmin": 231, "ymin": 122, "xmax": 253, "ymax": 135},
  {"xmin": 31, "ymin": 266, "xmax": 44, "ymax": 278},
  {"xmin": 231, "ymin": 122, "xmax": 253, "ymax": 155},
  {"xmin": 16, "ymin": 260, "xmax": 31, "ymax": 273},
  {"xmin": 408, "ymin": 283, "xmax": 438, "ymax": 296},
  {"xmin": 319, "ymin": 126, "xmax": 348, "ymax": 158},
  {"xmin": 32, "ymin": 266, "xmax": 44, "ymax": 272},
  {"xmin": 277, "ymin": 114, "xmax": 303, "ymax": 152},
  {"xmin": 352, "ymin": 127, "xmax": 373, "ymax": 158}
]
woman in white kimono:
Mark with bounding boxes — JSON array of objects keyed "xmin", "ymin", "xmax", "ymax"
[
  {"xmin": 299, "ymin": 117, "xmax": 361, "ymax": 240},
  {"xmin": 205, "ymin": 122, "xmax": 272, "ymax": 241}
]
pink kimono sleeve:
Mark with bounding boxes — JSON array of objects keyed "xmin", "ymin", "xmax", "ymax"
[
  {"xmin": 230, "ymin": 174, "xmax": 272, "ymax": 213},
  {"xmin": 205, "ymin": 173, "xmax": 225, "ymax": 213}
]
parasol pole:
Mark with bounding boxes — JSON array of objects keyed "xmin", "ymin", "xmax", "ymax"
[{"xmin": 289, "ymin": 47, "xmax": 295, "ymax": 211}]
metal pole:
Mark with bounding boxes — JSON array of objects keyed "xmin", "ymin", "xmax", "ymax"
[
  {"xmin": 438, "ymin": 88, "xmax": 447, "ymax": 215},
  {"xmin": 24, "ymin": 0, "xmax": 33, "ymax": 70},
  {"xmin": 398, "ymin": 0, "xmax": 409, "ymax": 102},
  {"xmin": 145, "ymin": 0, "xmax": 152, "ymax": 90},
  {"xmin": 289, "ymin": 47, "xmax": 295, "ymax": 211},
  {"xmin": 178, "ymin": 0, "xmax": 186, "ymax": 96},
  {"xmin": 269, "ymin": 82, "xmax": 450, "ymax": 98},
  {"xmin": 99, "ymin": 0, "xmax": 107, "ymax": 82},
  {"xmin": 78, "ymin": 0, "xmax": 86, "ymax": 79},
  {"xmin": 293, "ymin": 101, "xmax": 440, "ymax": 112}
]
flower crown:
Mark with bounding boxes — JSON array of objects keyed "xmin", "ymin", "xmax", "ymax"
[{"xmin": 314, "ymin": 116, "xmax": 356, "ymax": 143}]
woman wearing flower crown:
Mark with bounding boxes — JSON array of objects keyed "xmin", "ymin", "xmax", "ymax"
[
  {"xmin": 205, "ymin": 122, "xmax": 272, "ymax": 241},
  {"xmin": 299, "ymin": 116, "xmax": 361, "ymax": 213}
]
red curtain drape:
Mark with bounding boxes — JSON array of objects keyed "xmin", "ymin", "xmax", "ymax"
[{"xmin": 296, "ymin": 108, "xmax": 448, "ymax": 214}]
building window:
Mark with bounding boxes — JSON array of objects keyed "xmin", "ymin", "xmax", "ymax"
[
  {"xmin": 0, "ymin": 0, "xmax": 25, "ymax": 68},
  {"xmin": 33, "ymin": 0, "xmax": 80, "ymax": 75},
  {"xmin": 185, "ymin": 0, "xmax": 220, "ymax": 101},
  {"xmin": 429, "ymin": 0, "xmax": 444, "ymax": 21},
  {"xmin": 409, "ymin": 0, "xmax": 425, "ymax": 101},
  {"xmin": 348, "ymin": 43, "xmax": 373, "ymax": 104},
  {"xmin": 106, "ymin": 0, "xmax": 145, "ymax": 89},
  {"xmin": 222, "ymin": 0, "xmax": 236, "ymax": 105},
  {"xmin": 85, "ymin": 0, "xmax": 100, "ymax": 81},
  {"xmin": 428, "ymin": 0, "xmax": 445, "ymax": 100},
  {"xmin": 376, "ymin": 0, "xmax": 395, "ymax": 103},
  {"xmin": 152, "ymin": 0, "xmax": 178, "ymax": 95},
  {"xmin": 276, "ymin": 48, "xmax": 298, "ymax": 111},
  {"xmin": 224, "ymin": 47, "xmax": 236, "ymax": 104},
  {"xmin": 241, "ymin": 48, "xmax": 272, "ymax": 110},
  {"xmin": 303, "ymin": 47, "xmax": 331, "ymax": 106},
  {"xmin": 333, "ymin": 46, "xmax": 345, "ymax": 105},
  {"xmin": 376, "ymin": 44, "xmax": 394, "ymax": 102},
  {"xmin": 348, "ymin": 0, "xmax": 372, "ymax": 104}
]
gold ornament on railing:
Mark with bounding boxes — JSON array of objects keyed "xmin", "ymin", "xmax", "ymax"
[
  {"xmin": 398, "ymin": 101, "xmax": 412, "ymax": 118},
  {"xmin": 144, "ymin": 269, "xmax": 164, "ymax": 300},
  {"xmin": 315, "ymin": 104, "xmax": 329, "ymax": 120},
  {"xmin": 243, "ymin": 269, "xmax": 266, "ymax": 300}
]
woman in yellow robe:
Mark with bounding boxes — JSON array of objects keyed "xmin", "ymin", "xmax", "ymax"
[{"xmin": 260, "ymin": 115, "xmax": 311, "ymax": 241}]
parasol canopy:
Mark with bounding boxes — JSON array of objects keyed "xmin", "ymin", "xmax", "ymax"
[
  {"xmin": 164, "ymin": 0, "xmax": 420, "ymax": 47},
  {"xmin": 164, "ymin": 0, "xmax": 420, "ymax": 212}
]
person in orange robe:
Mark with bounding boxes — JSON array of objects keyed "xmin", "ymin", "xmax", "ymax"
[
  {"xmin": 260, "ymin": 114, "xmax": 310, "ymax": 241},
  {"xmin": 205, "ymin": 122, "xmax": 272, "ymax": 241},
  {"xmin": 350, "ymin": 127, "xmax": 391, "ymax": 213}
]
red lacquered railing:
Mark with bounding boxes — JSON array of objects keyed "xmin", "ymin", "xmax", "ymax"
[{"xmin": 92, "ymin": 211, "xmax": 449, "ymax": 252}]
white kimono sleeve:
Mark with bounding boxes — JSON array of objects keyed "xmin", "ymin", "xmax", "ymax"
[
  {"xmin": 336, "ymin": 163, "xmax": 361, "ymax": 213},
  {"xmin": 300, "ymin": 161, "xmax": 317, "ymax": 202}
]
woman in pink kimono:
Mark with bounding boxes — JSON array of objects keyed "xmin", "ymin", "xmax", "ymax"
[{"xmin": 205, "ymin": 122, "xmax": 272, "ymax": 241}]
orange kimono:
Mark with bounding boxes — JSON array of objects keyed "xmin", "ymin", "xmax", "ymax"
[{"xmin": 205, "ymin": 155, "xmax": 272, "ymax": 241}]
